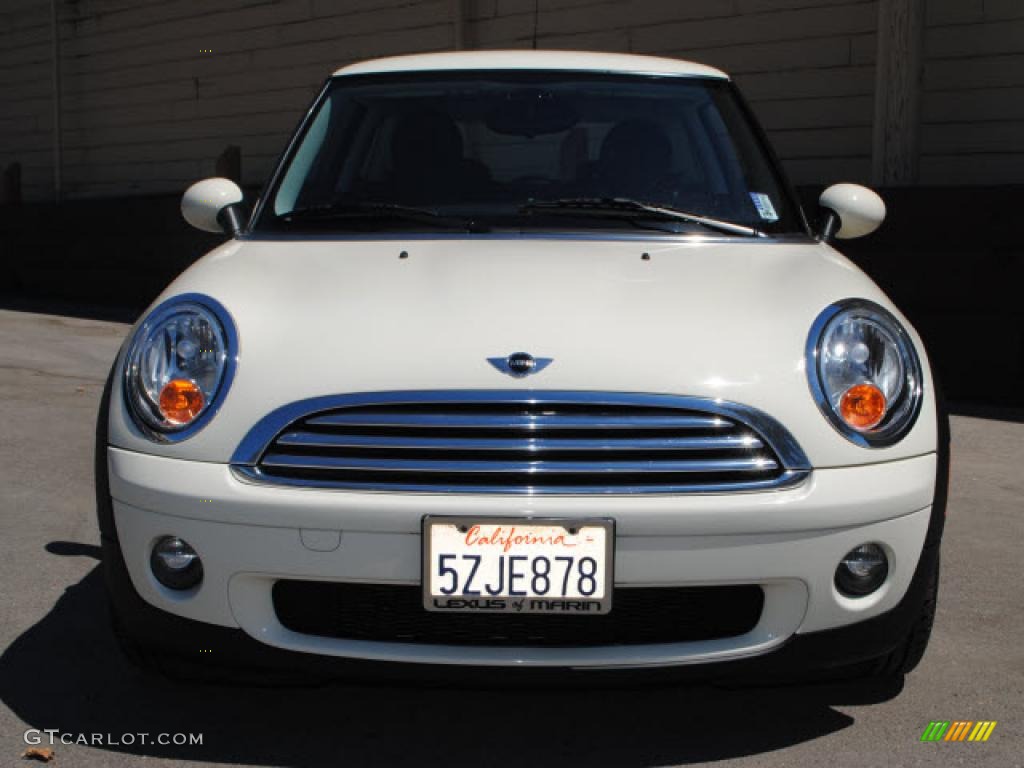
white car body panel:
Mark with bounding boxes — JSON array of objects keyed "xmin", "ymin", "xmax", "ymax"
[
  {"xmin": 110, "ymin": 446, "xmax": 933, "ymax": 665},
  {"xmin": 334, "ymin": 50, "xmax": 729, "ymax": 79},
  {"xmin": 108, "ymin": 238, "xmax": 937, "ymax": 469}
]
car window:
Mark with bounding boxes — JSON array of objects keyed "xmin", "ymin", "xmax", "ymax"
[{"xmin": 258, "ymin": 72, "xmax": 805, "ymax": 235}]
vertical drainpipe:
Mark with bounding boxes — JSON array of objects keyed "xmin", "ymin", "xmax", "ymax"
[
  {"xmin": 452, "ymin": 0, "xmax": 465, "ymax": 50},
  {"xmin": 51, "ymin": 0, "xmax": 63, "ymax": 202}
]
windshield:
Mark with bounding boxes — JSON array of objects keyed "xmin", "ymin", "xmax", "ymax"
[{"xmin": 256, "ymin": 71, "xmax": 806, "ymax": 236}]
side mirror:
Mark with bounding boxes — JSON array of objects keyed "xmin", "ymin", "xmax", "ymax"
[
  {"xmin": 181, "ymin": 178, "xmax": 246, "ymax": 236},
  {"xmin": 818, "ymin": 183, "xmax": 886, "ymax": 241}
]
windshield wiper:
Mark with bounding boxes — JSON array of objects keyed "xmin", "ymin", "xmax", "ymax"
[
  {"xmin": 281, "ymin": 202, "xmax": 489, "ymax": 232},
  {"xmin": 520, "ymin": 197, "xmax": 763, "ymax": 237}
]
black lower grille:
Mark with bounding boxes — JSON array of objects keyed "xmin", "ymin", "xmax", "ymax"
[{"xmin": 272, "ymin": 581, "xmax": 764, "ymax": 647}]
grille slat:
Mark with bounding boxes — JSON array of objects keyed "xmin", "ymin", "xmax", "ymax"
[
  {"xmin": 305, "ymin": 411, "xmax": 727, "ymax": 430},
  {"xmin": 275, "ymin": 432, "xmax": 762, "ymax": 452},
  {"xmin": 272, "ymin": 582, "xmax": 765, "ymax": 647},
  {"xmin": 237, "ymin": 392, "xmax": 808, "ymax": 494},
  {"xmin": 260, "ymin": 454, "xmax": 778, "ymax": 474}
]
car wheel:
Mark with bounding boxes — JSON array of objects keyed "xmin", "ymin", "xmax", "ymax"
[
  {"xmin": 870, "ymin": 547, "xmax": 940, "ymax": 676},
  {"xmin": 94, "ymin": 363, "xmax": 159, "ymax": 674}
]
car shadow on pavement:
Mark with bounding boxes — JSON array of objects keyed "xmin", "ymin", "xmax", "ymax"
[
  {"xmin": 0, "ymin": 547, "xmax": 904, "ymax": 768},
  {"xmin": 0, "ymin": 295, "xmax": 139, "ymax": 324}
]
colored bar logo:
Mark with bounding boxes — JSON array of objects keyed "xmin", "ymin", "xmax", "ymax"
[{"xmin": 921, "ymin": 721, "xmax": 997, "ymax": 742}]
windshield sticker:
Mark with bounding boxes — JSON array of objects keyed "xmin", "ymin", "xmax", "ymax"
[{"xmin": 749, "ymin": 192, "xmax": 779, "ymax": 222}]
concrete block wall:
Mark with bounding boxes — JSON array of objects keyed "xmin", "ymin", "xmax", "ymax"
[
  {"xmin": 921, "ymin": 0, "xmax": 1024, "ymax": 183},
  {"xmin": 6, "ymin": 2, "xmax": 1024, "ymax": 201},
  {"xmin": 2, "ymin": 0, "xmax": 459, "ymax": 201},
  {"xmin": 4, "ymin": 0, "xmax": 1024, "ymax": 202}
]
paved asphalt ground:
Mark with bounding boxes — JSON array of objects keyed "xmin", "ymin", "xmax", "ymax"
[{"xmin": 0, "ymin": 306, "xmax": 1021, "ymax": 768}]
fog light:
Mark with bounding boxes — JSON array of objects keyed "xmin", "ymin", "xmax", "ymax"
[
  {"xmin": 835, "ymin": 543, "xmax": 888, "ymax": 597},
  {"xmin": 150, "ymin": 536, "xmax": 203, "ymax": 590}
]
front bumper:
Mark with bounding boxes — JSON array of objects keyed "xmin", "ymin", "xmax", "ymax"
[{"xmin": 108, "ymin": 447, "xmax": 937, "ymax": 669}]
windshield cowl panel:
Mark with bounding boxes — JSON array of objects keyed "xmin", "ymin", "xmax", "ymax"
[{"xmin": 255, "ymin": 71, "xmax": 807, "ymax": 237}]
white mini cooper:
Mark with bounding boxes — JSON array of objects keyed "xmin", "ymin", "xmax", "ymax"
[{"xmin": 97, "ymin": 50, "xmax": 947, "ymax": 683}]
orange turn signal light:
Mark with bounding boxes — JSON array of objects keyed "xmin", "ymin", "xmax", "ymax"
[
  {"xmin": 839, "ymin": 383, "xmax": 887, "ymax": 431},
  {"xmin": 159, "ymin": 378, "xmax": 205, "ymax": 425}
]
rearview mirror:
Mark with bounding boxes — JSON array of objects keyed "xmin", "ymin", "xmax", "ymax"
[
  {"xmin": 181, "ymin": 178, "xmax": 246, "ymax": 235},
  {"xmin": 484, "ymin": 89, "xmax": 578, "ymax": 137},
  {"xmin": 818, "ymin": 183, "xmax": 886, "ymax": 241}
]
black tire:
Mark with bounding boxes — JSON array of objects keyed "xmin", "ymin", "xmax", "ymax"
[
  {"xmin": 95, "ymin": 361, "xmax": 163, "ymax": 677},
  {"xmin": 108, "ymin": 608, "xmax": 168, "ymax": 678},
  {"xmin": 871, "ymin": 548, "xmax": 939, "ymax": 676}
]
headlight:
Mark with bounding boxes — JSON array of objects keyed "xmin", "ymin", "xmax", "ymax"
[
  {"xmin": 806, "ymin": 299, "xmax": 923, "ymax": 447},
  {"xmin": 123, "ymin": 294, "xmax": 237, "ymax": 441}
]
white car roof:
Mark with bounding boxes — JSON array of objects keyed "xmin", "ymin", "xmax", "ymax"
[{"xmin": 334, "ymin": 50, "xmax": 728, "ymax": 80}]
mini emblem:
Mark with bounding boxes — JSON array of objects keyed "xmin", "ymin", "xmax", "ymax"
[{"xmin": 487, "ymin": 352, "xmax": 553, "ymax": 378}]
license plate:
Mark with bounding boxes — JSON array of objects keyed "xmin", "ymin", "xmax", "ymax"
[{"xmin": 423, "ymin": 517, "xmax": 614, "ymax": 614}]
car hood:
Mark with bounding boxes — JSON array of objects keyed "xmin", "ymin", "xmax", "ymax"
[{"xmin": 109, "ymin": 237, "xmax": 936, "ymax": 467}]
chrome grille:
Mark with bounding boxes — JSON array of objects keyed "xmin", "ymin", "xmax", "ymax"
[{"xmin": 231, "ymin": 391, "xmax": 810, "ymax": 494}]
